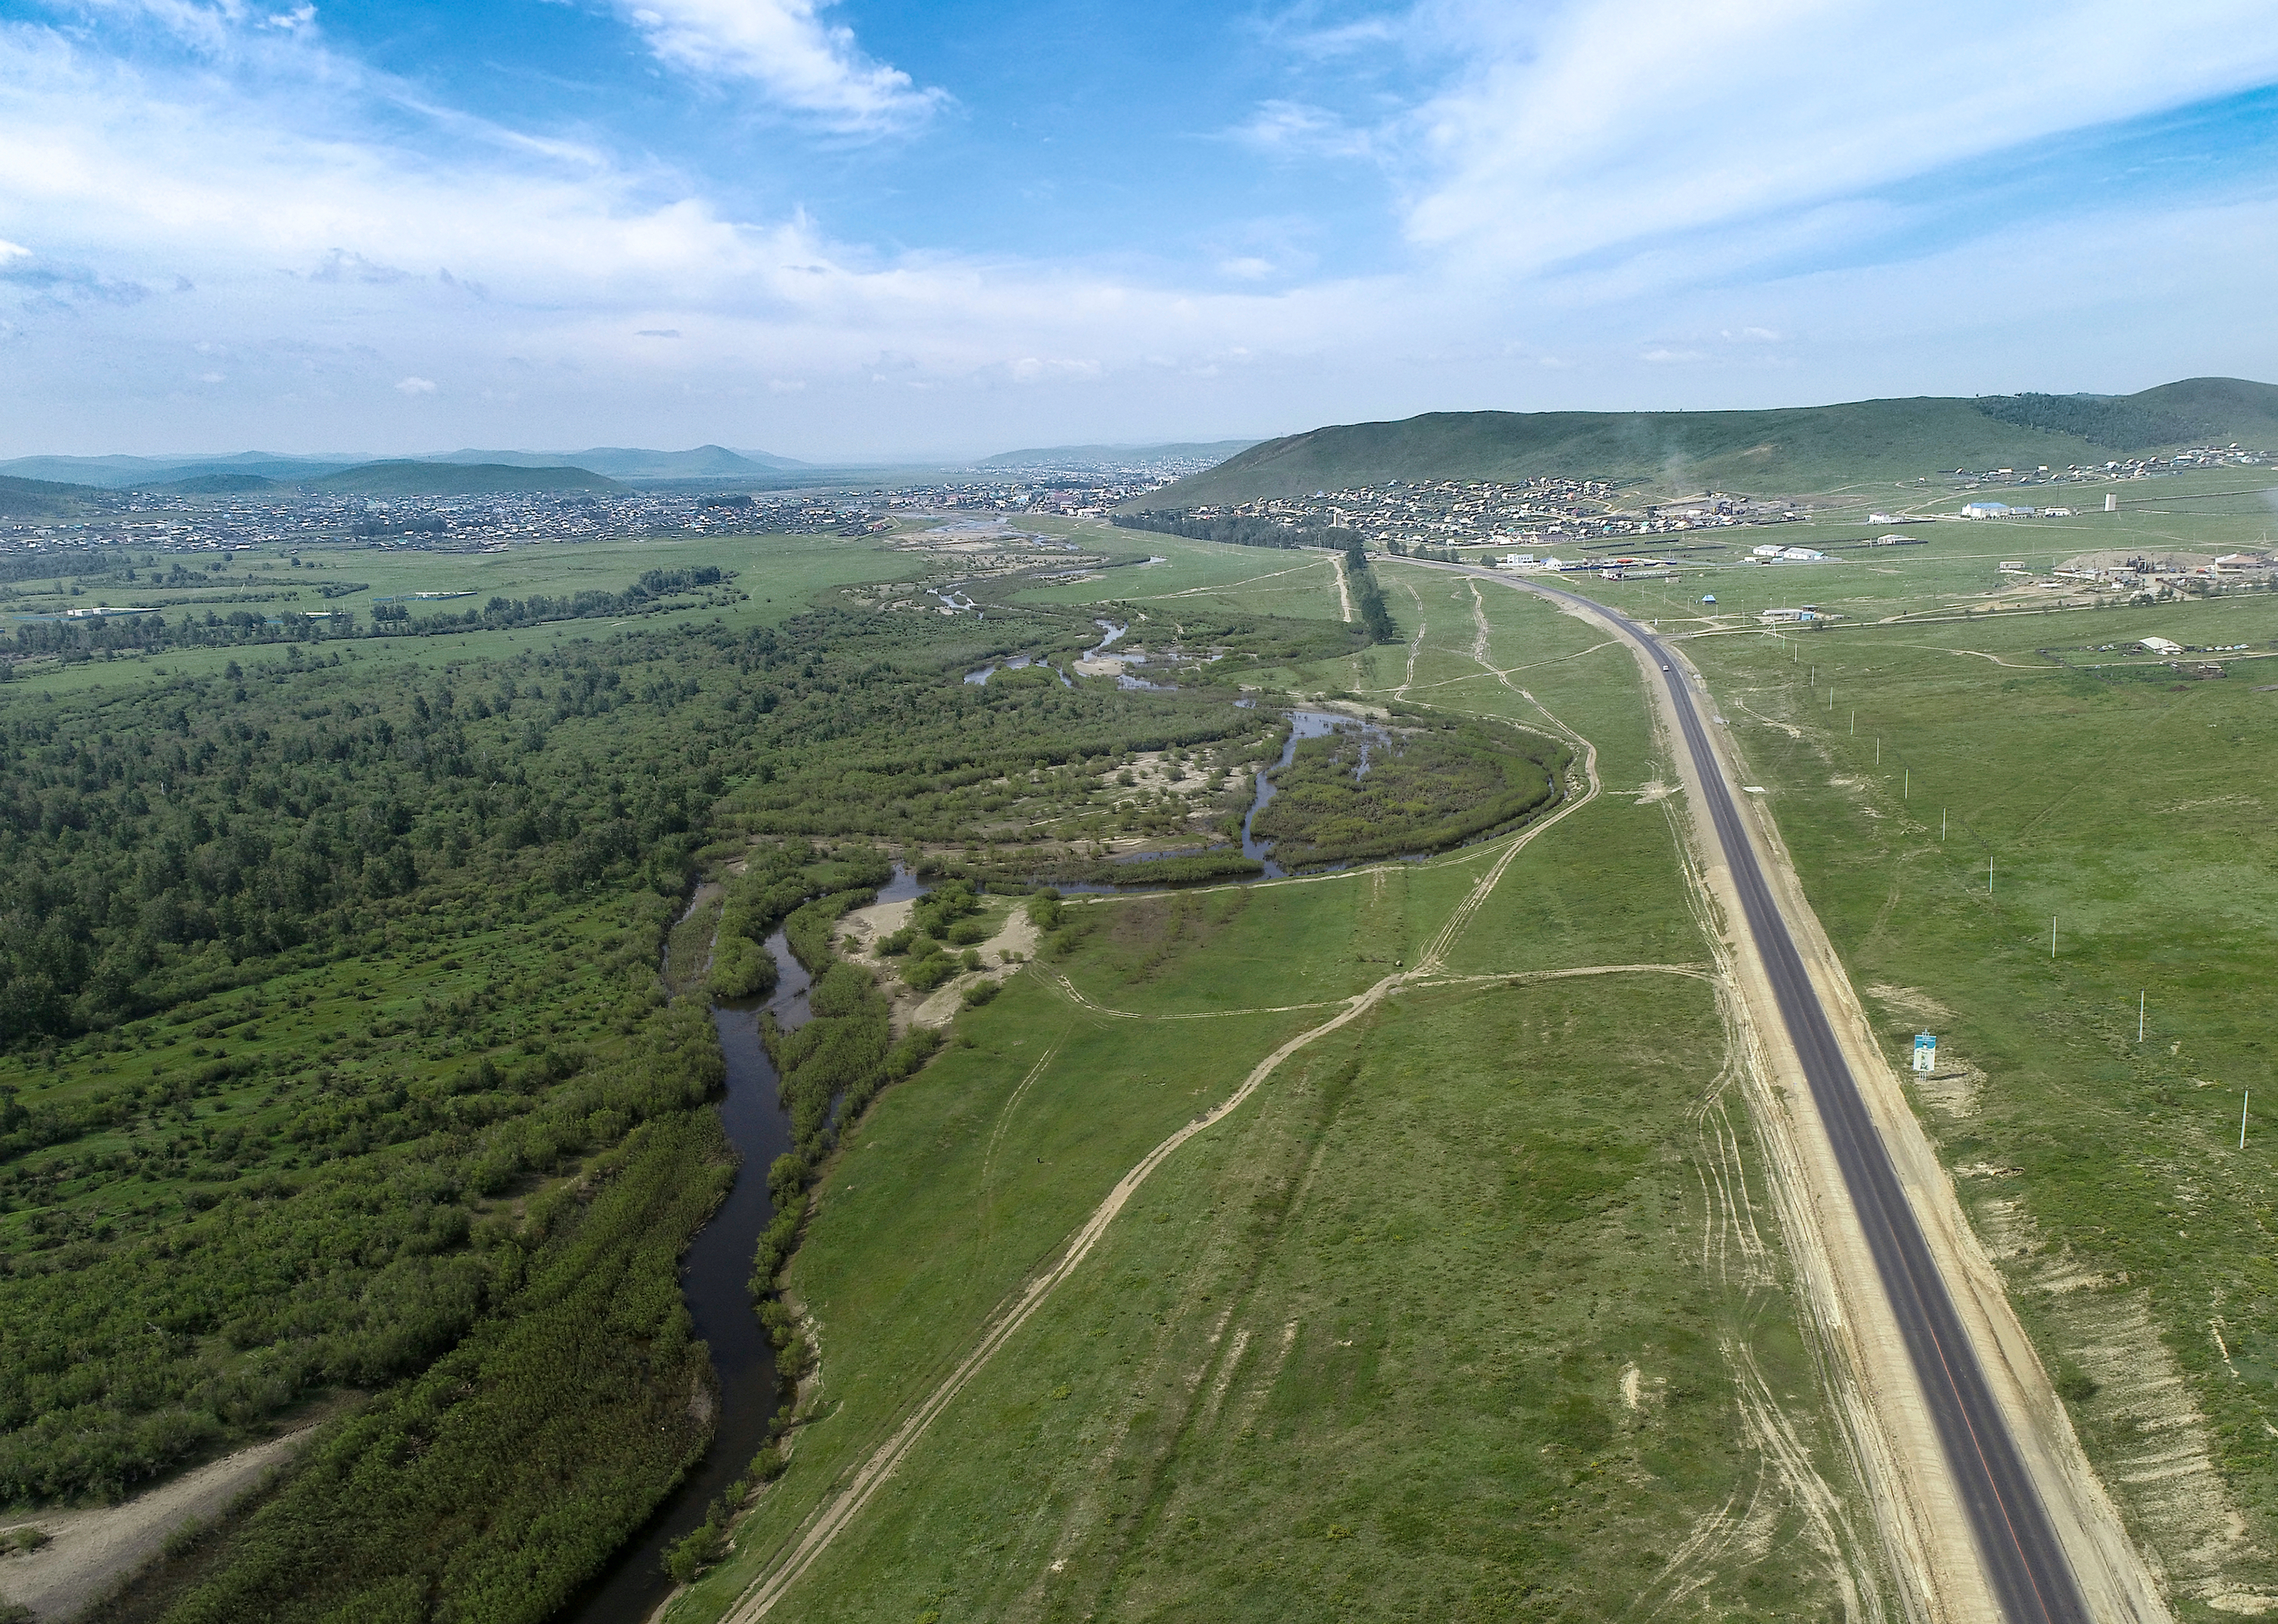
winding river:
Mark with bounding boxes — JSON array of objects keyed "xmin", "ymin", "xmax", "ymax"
[{"xmin": 558, "ymin": 869, "xmax": 923, "ymax": 1624}]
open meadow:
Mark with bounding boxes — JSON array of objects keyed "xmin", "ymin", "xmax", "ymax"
[{"xmin": 673, "ymin": 556, "xmax": 1876, "ymax": 1624}]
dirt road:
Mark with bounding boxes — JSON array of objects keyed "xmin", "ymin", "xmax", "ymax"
[
  {"xmin": 0, "ymin": 1425, "xmax": 314, "ymax": 1621},
  {"xmin": 1451, "ymin": 562, "xmax": 2169, "ymax": 1624},
  {"xmin": 717, "ymin": 731, "xmax": 1608, "ymax": 1620}
]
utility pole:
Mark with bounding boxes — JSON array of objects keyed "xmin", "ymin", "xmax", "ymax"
[
  {"xmin": 1942, "ymin": 807, "xmax": 1947, "ymax": 840},
  {"xmin": 1989, "ymin": 855, "xmax": 1994, "ymax": 894},
  {"xmin": 2051, "ymin": 916, "xmax": 2058, "ymax": 958},
  {"xmin": 2244, "ymin": 1091, "xmax": 2251, "ymax": 1151},
  {"xmin": 2138, "ymin": 991, "xmax": 2145, "ymax": 1042},
  {"xmin": 1876, "ymin": 736, "xmax": 1882, "ymax": 765}
]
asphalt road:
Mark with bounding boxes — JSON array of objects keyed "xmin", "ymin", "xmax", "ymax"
[{"xmin": 1532, "ymin": 582, "xmax": 2088, "ymax": 1624}]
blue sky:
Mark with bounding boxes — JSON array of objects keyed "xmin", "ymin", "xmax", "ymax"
[{"xmin": 2, "ymin": 0, "xmax": 2276, "ymax": 459}]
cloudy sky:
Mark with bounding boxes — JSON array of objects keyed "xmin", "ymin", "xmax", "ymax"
[{"xmin": 3, "ymin": 0, "xmax": 2276, "ymax": 459}]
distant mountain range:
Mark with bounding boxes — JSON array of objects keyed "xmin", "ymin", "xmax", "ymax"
[
  {"xmin": 1137, "ymin": 377, "xmax": 2278, "ymax": 507},
  {"xmin": 311, "ymin": 462, "xmax": 624, "ymax": 496},
  {"xmin": 976, "ymin": 440, "xmax": 1259, "ymax": 470},
  {"xmin": 0, "ymin": 453, "xmax": 360, "ymax": 488},
  {"xmin": 0, "ymin": 443, "xmax": 806, "ymax": 490},
  {"xmin": 428, "ymin": 445, "xmax": 806, "ymax": 478}
]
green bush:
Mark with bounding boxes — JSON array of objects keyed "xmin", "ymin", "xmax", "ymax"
[
  {"xmin": 664, "ymin": 1512, "xmax": 725, "ymax": 1584},
  {"xmin": 962, "ymin": 979, "xmax": 1002, "ymax": 1009},
  {"xmin": 705, "ymin": 933, "xmax": 777, "ymax": 1000},
  {"xmin": 903, "ymin": 952, "xmax": 960, "ymax": 993}
]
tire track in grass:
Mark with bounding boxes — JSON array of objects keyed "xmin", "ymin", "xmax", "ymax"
[
  {"xmin": 723, "ymin": 765, "xmax": 1594, "ymax": 1619},
  {"xmin": 721, "ymin": 975, "xmax": 1411, "ymax": 1621}
]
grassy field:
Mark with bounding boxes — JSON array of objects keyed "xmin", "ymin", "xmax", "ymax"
[
  {"xmin": 1008, "ymin": 524, "xmax": 1350, "ymax": 621},
  {"xmin": 672, "ymin": 550, "xmax": 1876, "ymax": 1622},
  {"xmin": 1564, "ymin": 573, "xmax": 2278, "ymax": 1616},
  {"xmin": 0, "ymin": 530, "xmax": 923, "ymax": 695}
]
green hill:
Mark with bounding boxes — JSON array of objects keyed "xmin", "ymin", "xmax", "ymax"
[
  {"xmin": 1138, "ymin": 377, "xmax": 2278, "ymax": 506},
  {"xmin": 151, "ymin": 472, "xmax": 282, "ymax": 494},
  {"xmin": 0, "ymin": 473, "xmax": 101, "ymax": 521},
  {"xmin": 312, "ymin": 461, "xmax": 623, "ymax": 496}
]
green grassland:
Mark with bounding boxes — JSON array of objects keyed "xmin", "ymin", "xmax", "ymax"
[
  {"xmin": 0, "ymin": 531, "xmax": 924, "ymax": 695},
  {"xmin": 32, "ymin": 494, "xmax": 2270, "ymax": 1624},
  {"xmin": 1548, "ymin": 566, "xmax": 2278, "ymax": 1615},
  {"xmin": 1011, "ymin": 525, "xmax": 1351, "ymax": 621},
  {"xmin": 691, "ymin": 973, "xmax": 1856, "ymax": 1624},
  {"xmin": 1526, "ymin": 475, "xmax": 2276, "ymax": 637},
  {"xmin": 1142, "ymin": 377, "xmax": 2278, "ymax": 506},
  {"xmin": 669, "ymin": 549, "xmax": 1873, "ymax": 1622}
]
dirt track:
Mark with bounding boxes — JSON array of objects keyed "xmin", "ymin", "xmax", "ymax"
[
  {"xmin": 0, "ymin": 1425, "xmax": 314, "ymax": 1621},
  {"xmin": 718, "ymin": 698, "xmax": 1608, "ymax": 1620}
]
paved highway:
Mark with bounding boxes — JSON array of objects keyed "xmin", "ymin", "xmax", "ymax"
[{"xmin": 1531, "ymin": 582, "xmax": 2087, "ymax": 1624}]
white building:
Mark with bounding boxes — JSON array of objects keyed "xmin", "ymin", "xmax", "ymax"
[
  {"xmin": 1776, "ymin": 547, "xmax": 1827, "ymax": 561},
  {"xmin": 2138, "ymin": 636, "xmax": 2184, "ymax": 656}
]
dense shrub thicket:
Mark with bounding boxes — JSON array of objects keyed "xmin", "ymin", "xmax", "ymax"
[
  {"xmin": 1250, "ymin": 714, "xmax": 1566, "ymax": 866},
  {"xmin": 0, "ymin": 1000, "xmax": 723, "ymax": 1506},
  {"xmin": 0, "ymin": 578, "xmax": 1338, "ymax": 1618},
  {"xmin": 159, "ymin": 1111, "xmax": 735, "ymax": 1624},
  {"xmin": 1344, "ymin": 540, "xmax": 1396, "ymax": 644}
]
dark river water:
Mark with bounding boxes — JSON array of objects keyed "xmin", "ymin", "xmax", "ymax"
[{"xmin": 556, "ymin": 866, "xmax": 923, "ymax": 1624}]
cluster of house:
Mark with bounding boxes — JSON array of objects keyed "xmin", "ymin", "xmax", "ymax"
[
  {"xmin": 1948, "ymin": 447, "xmax": 2269, "ymax": 486},
  {"xmin": 1182, "ymin": 478, "xmax": 1809, "ymax": 555},
  {"xmin": 2005, "ymin": 552, "xmax": 2273, "ymax": 598},
  {"xmin": 5, "ymin": 487, "xmax": 894, "ymax": 557}
]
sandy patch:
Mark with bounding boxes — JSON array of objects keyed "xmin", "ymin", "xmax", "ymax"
[
  {"xmin": 1865, "ymin": 982, "xmax": 1958, "ymax": 1026},
  {"xmin": 0, "ymin": 1426, "xmax": 317, "ymax": 1620},
  {"xmin": 908, "ymin": 907, "xmax": 1042, "ymax": 1030},
  {"xmin": 1973, "ymin": 1194, "xmax": 2263, "ymax": 1610}
]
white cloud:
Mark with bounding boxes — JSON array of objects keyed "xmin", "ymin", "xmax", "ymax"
[
  {"xmin": 1402, "ymin": 0, "xmax": 2278, "ymax": 282},
  {"xmin": 0, "ymin": 1, "xmax": 2274, "ymax": 456},
  {"xmin": 611, "ymin": 0, "xmax": 944, "ymax": 131},
  {"xmin": 1232, "ymin": 100, "xmax": 1374, "ymax": 160}
]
